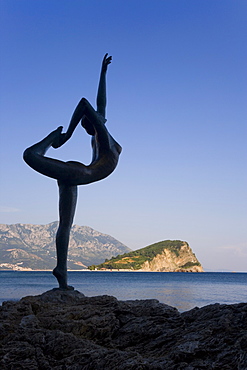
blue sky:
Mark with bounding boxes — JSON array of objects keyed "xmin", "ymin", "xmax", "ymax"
[{"xmin": 0, "ymin": 0, "xmax": 246, "ymax": 271}]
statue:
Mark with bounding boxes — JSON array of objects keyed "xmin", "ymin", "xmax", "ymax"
[{"xmin": 23, "ymin": 54, "xmax": 122, "ymax": 290}]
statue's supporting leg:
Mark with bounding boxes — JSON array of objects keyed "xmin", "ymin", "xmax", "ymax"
[{"xmin": 53, "ymin": 182, "xmax": 78, "ymax": 290}]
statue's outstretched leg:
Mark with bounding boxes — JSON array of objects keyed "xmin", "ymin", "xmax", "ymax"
[
  {"xmin": 24, "ymin": 127, "xmax": 63, "ymax": 158},
  {"xmin": 23, "ymin": 127, "xmax": 71, "ymax": 181},
  {"xmin": 53, "ymin": 182, "xmax": 77, "ymax": 290},
  {"xmin": 23, "ymin": 127, "xmax": 89, "ymax": 184}
]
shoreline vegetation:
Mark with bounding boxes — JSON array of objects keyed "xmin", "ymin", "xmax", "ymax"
[{"xmin": 1, "ymin": 289, "xmax": 246, "ymax": 369}]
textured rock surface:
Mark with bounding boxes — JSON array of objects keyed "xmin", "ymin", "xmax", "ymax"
[
  {"xmin": 1, "ymin": 290, "xmax": 246, "ymax": 369},
  {"xmin": 0, "ymin": 222, "xmax": 130, "ymax": 270}
]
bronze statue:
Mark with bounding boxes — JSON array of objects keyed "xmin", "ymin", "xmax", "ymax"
[{"xmin": 23, "ymin": 54, "xmax": 122, "ymax": 289}]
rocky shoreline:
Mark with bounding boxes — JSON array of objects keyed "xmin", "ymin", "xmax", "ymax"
[{"xmin": 0, "ymin": 290, "xmax": 246, "ymax": 369}]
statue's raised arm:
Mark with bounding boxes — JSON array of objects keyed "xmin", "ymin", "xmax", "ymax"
[
  {"xmin": 52, "ymin": 54, "xmax": 112, "ymax": 149},
  {"xmin": 96, "ymin": 53, "xmax": 112, "ymax": 118}
]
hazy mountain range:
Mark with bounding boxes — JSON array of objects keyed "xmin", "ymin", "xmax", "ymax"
[{"xmin": 0, "ymin": 222, "xmax": 131, "ymax": 270}]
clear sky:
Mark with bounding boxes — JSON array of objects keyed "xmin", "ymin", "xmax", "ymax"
[{"xmin": 0, "ymin": 0, "xmax": 246, "ymax": 271}]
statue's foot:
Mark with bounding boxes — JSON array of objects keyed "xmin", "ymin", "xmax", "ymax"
[
  {"xmin": 48, "ymin": 126, "xmax": 63, "ymax": 147},
  {"xmin": 36, "ymin": 126, "xmax": 63, "ymax": 152},
  {"xmin": 53, "ymin": 266, "xmax": 73, "ymax": 290},
  {"xmin": 43, "ymin": 126, "xmax": 62, "ymax": 141},
  {"xmin": 52, "ymin": 286, "xmax": 74, "ymax": 291},
  {"xmin": 24, "ymin": 126, "xmax": 64, "ymax": 159},
  {"xmin": 51, "ymin": 126, "xmax": 67, "ymax": 148}
]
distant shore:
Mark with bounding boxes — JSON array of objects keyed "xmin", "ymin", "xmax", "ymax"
[
  {"xmin": 0, "ymin": 269, "xmax": 247, "ymax": 274},
  {"xmin": 0, "ymin": 268, "xmax": 203, "ymax": 272}
]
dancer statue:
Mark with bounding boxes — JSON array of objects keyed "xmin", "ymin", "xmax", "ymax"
[{"xmin": 23, "ymin": 54, "xmax": 122, "ymax": 290}]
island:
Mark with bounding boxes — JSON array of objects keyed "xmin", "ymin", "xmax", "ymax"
[{"xmin": 89, "ymin": 240, "xmax": 204, "ymax": 272}]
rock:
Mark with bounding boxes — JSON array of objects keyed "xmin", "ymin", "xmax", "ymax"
[{"xmin": 0, "ymin": 290, "xmax": 246, "ymax": 369}]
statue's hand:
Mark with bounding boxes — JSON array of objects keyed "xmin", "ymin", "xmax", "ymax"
[
  {"xmin": 52, "ymin": 131, "xmax": 68, "ymax": 149},
  {"xmin": 102, "ymin": 53, "xmax": 112, "ymax": 72}
]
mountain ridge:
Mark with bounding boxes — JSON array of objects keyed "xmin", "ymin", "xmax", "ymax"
[
  {"xmin": 0, "ymin": 223, "xmax": 203, "ymax": 272},
  {"xmin": 0, "ymin": 222, "xmax": 130, "ymax": 270}
]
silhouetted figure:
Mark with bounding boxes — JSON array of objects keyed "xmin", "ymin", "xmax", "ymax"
[{"xmin": 23, "ymin": 54, "xmax": 122, "ymax": 289}]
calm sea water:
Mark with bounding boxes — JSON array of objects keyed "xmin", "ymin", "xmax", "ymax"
[{"xmin": 0, "ymin": 271, "xmax": 246, "ymax": 312}]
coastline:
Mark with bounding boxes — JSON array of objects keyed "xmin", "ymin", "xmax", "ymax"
[
  {"xmin": 1, "ymin": 268, "xmax": 246, "ymax": 272},
  {"xmin": 1, "ymin": 271, "xmax": 246, "ymax": 311}
]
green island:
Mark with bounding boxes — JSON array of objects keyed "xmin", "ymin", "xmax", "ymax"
[{"xmin": 88, "ymin": 240, "xmax": 203, "ymax": 271}]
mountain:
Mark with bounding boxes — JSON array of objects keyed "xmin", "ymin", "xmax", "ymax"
[
  {"xmin": 0, "ymin": 222, "xmax": 131, "ymax": 270},
  {"xmin": 90, "ymin": 240, "xmax": 204, "ymax": 272}
]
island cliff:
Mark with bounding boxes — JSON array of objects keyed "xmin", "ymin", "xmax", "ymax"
[{"xmin": 90, "ymin": 240, "xmax": 203, "ymax": 272}]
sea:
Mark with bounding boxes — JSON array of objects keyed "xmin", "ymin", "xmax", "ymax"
[{"xmin": 0, "ymin": 271, "xmax": 246, "ymax": 312}]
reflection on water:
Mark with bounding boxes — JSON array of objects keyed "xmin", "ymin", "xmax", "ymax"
[
  {"xmin": 1, "ymin": 271, "xmax": 246, "ymax": 312},
  {"xmin": 155, "ymin": 287, "xmax": 194, "ymax": 312}
]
